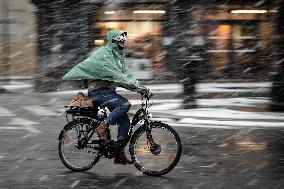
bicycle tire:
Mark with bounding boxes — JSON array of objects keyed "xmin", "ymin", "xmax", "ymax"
[
  {"xmin": 58, "ymin": 119, "xmax": 101, "ymax": 172},
  {"xmin": 129, "ymin": 121, "xmax": 182, "ymax": 176}
]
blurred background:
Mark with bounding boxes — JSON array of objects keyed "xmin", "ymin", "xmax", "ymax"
[
  {"xmin": 0, "ymin": 0, "xmax": 283, "ymax": 110},
  {"xmin": 1, "ymin": 1, "xmax": 284, "ymax": 187}
]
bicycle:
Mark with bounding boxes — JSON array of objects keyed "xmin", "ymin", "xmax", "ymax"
[{"xmin": 58, "ymin": 95, "xmax": 182, "ymax": 176}]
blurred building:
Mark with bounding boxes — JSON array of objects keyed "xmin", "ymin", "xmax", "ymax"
[
  {"xmin": 0, "ymin": 0, "xmax": 36, "ymax": 79},
  {"xmin": 93, "ymin": 1, "xmax": 167, "ymax": 80},
  {"xmin": 164, "ymin": 0, "xmax": 280, "ymax": 80},
  {"xmin": 0, "ymin": 0, "xmax": 282, "ymax": 86}
]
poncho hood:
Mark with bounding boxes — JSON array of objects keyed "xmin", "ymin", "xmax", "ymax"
[
  {"xmin": 62, "ymin": 30, "xmax": 140, "ymax": 89},
  {"xmin": 107, "ymin": 30, "xmax": 121, "ymax": 43},
  {"xmin": 106, "ymin": 30, "xmax": 125, "ymax": 53}
]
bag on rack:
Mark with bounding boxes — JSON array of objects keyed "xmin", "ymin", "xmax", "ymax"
[{"xmin": 69, "ymin": 92, "xmax": 93, "ymax": 108}]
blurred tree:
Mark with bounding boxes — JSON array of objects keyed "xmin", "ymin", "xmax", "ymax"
[
  {"xmin": 161, "ymin": 0, "xmax": 201, "ymax": 108},
  {"xmin": 31, "ymin": 0, "xmax": 55, "ymax": 92},
  {"xmin": 271, "ymin": 0, "xmax": 284, "ymax": 111},
  {"xmin": 31, "ymin": 0, "xmax": 94, "ymax": 92},
  {"xmin": 181, "ymin": 60, "xmax": 198, "ymax": 109},
  {"xmin": 161, "ymin": 0, "xmax": 180, "ymax": 79}
]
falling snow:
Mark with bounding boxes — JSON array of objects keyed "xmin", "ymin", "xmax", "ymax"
[{"xmin": 0, "ymin": 0, "xmax": 284, "ymax": 188}]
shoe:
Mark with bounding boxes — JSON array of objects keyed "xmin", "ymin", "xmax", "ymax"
[
  {"xmin": 96, "ymin": 121, "xmax": 110, "ymax": 144},
  {"xmin": 114, "ymin": 151, "xmax": 133, "ymax": 165}
]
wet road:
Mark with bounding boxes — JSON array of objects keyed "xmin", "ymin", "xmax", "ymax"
[{"xmin": 0, "ymin": 94, "xmax": 284, "ymax": 188}]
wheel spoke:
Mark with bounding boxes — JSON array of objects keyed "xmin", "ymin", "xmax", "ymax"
[
  {"xmin": 59, "ymin": 119, "xmax": 101, "ymax": 172},
  {"xmin": 130, "ymin": 122, "xmax": 182, "ymax": 176},
  {"xmin": 63, "ymin": 129, "xmax": 77, "ymax": 144}
]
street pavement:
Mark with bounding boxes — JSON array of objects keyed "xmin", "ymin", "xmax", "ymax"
[{"xmin": 0, "ymin": 91, "xmax": 284, "ymax": 188}]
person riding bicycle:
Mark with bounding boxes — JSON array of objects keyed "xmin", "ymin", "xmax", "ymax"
[{"xmin": 62, "ymin": 30, "xmax": 152, "ymax": 165}]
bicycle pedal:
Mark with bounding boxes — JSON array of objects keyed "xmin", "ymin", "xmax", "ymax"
[{"xmin": 101, "ymin": 141, "xmax": 116, "ymax": 159}]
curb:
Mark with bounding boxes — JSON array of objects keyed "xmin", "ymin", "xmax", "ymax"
[{"xmin": 120, "ymin": 92, "xmax": 270, "ymax": 100}]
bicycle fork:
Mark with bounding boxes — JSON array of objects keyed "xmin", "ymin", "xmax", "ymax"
[{"xmin": 145, "ymin": 121, "xmax": 162, "ymax": 155}]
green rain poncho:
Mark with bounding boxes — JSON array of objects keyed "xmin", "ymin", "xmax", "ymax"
[{"xmin": 62, "ymin": 30, "xmax": 142, "ymax": 92}]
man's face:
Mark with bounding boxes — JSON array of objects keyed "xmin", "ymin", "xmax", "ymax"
[
  {"xmin": 118, "ymin": 40, "xmax": 126, "ymax": 48},
  {"xmin": 113, "ymin": 32, "xmax": 127, "ymax": 50},
  {"xmin": 116, "ymin": 40, "xmax": 126, "ymax": 50}
]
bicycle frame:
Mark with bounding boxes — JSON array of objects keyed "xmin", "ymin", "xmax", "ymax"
[
  {"xmin": 128, "ymin": 97, "xmax": 156, "ymax": 146},
  {"xmin": 61, "ymin": 96, "xmax": 156, "ymax": 158},
  {"xmin": 59, "ymin": 95, "xmax": 182, "ymax": 176}
]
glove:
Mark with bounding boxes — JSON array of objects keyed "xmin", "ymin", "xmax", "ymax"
[
  {"xmin": 146, "ymin": 88, "xmax": 153, "ymax": 99},
  {"xmin": 137, "ymin": 86, "xmax": 153, "ymax": 99}
]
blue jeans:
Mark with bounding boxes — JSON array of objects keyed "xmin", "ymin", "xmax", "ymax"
[{"xmin": 88, "ymin": 88, "xmax": 131, "ymax": 140}]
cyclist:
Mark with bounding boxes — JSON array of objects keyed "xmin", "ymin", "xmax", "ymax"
[{"xmin": 62, "ymin": 30, "xmax": 152, "ymax": 165}]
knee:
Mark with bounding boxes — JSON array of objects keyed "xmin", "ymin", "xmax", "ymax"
[{"xmin": 121, "ymin": 100, "xmax": 131, "ymax": 111}]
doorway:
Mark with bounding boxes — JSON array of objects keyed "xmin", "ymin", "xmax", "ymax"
[{"xmin": 203, "ymin": 20, "xmax": 261, "ymax": 79}]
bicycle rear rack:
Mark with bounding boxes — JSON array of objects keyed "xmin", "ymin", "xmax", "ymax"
[{"xmin": 64, "ymin": 106, "xmax": 107, "ymax": 123}]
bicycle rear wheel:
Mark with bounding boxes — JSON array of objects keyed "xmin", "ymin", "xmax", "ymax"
[
  {"xmin": 129, "ymin": 121, "xmax": 182, "ymax": 176},
  {"xmin": 58, "ymin": 118, "xmax": 101, "ymax": 172}
]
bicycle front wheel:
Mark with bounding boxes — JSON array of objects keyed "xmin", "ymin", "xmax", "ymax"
[
  {"xmin": 58, "ymin": 118, "xmax": 101, "ymax": 172},
  {"xmin": 129, "ymin": 121, "xmax": 182, "ymax": 176}
]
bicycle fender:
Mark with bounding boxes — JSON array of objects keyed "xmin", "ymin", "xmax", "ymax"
[{"xmin": 58, "ymin": 120, "xmax": 78, "ymax": 140}]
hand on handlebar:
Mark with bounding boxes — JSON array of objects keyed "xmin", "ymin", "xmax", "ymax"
[
  {"xmin": 144, "ymin": 88, "xmax": 153, "ymax": 99},
  {"xmin": 138, "ymin": 86, "xmax": 153, "ymax": 99}
]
